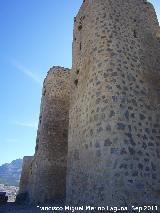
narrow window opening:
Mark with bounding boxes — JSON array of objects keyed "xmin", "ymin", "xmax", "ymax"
[
  {"xmin": 74, "ymin": 79, "xmax": 78, "ymax": 87},
  {"xmin": 80, "ymin": 42, "xmax": 82, "ymax": 50},
  {"xmin": 133, "ymin": 30, "xmax": 137, "ymax": 38},
  {"xmin": 43, "ymin": 89, "xmax": 46, "ymax": 96},
  {"xmin": 36, "ymin": 139, "xmax": 39, "ymax": 144},
  {"xmin": 35, "ymin": 144, "xmax": 39, "ymax": 152},
  {"xmin": 76, "ymin": 69, "xmax": 80, "ymax": 74},
  {"xmin": 39, "ymin": 115, "xmax": 42, "ymax": 124},
  {"xmin": 78, "ymin": 23, "xmax": 82, "ymax": 31}
]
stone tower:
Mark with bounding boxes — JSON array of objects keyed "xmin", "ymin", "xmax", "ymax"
[
  {"xmin": 16, "ymin": 156, "xmax": 33, "ymax": 203},
  {"xmin": 66, "ymin": 0, "xmax": 160, "ymax": 207},
  {"xmin": 28, "ymin": 67, "xmax": 70, "ymax": 203}
]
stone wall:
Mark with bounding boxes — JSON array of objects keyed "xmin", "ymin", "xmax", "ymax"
[
  {"xmin": 28, "ymin": 67, "xmax": 70, "ymax": 203},
  {"xmin": 66, "ymin": 0, "xmax": 160, "ymax": 207},
  {"xmin": 16, "ymin": 156, "xmax": 33, "ymax": 203}
]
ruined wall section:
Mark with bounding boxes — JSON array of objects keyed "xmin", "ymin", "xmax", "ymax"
[
  {"xmin": 16, "ymin": 156, "xmax": 33, "ymax": 202},
  {"xmin": 66, "ymin": 0, "xmax": 160, "ymax": 207},
  {"xmin": 29, "ymin": 67, "xmax": 70, "ymax": 203}
]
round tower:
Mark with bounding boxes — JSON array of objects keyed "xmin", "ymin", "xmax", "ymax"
[
  {"xmin": 29, "ymin": 67, "xmax": 70, "ymax": 203},
  {"xmin": 66, "ymin": 0, "xmax": 160, "ymax": 207},
  {"xmin": 16, "ymin": 156, "xmax": 33, "ymax": 203}
]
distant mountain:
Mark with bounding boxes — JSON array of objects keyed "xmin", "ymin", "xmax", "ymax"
[{"xmin": 0, "ymin": 159, "xmax": 23, "ymax": 187}]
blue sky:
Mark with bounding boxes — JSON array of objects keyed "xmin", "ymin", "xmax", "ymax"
[{"xmin": 0, "ymin": 0, "xmax": 159, "ymax": 166}]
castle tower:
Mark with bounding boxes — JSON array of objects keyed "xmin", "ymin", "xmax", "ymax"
[
  {"xmin": 29, "ymin": 67, "xmax": 70, "ymax": 203},
  {"xmin": 16, "ymin": 156, "xmax": 33, "ymax": 203},
  {"xmin": 66, "ymin": 0, "xmax": 160, "ymax": 207}
]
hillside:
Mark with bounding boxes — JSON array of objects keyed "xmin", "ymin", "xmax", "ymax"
[{"xmin": 0, "ymin": 159, "xmax": 23, "ymax": 187}]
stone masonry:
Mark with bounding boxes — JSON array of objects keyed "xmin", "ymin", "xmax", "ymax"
[
  {"xmin": 66, "ymin": 0, "xmax": 160, "ymax": 207},
  {"xmin": 18, "ymin": 0, "xmax": 160, "ymax": 208},
  {"xmin": 27, "ymin": 67, "xmax": 70, "ymax": 203},
  {"xmin": 16, "ymin": 156, "xmax": 33, "ymax": 203}
]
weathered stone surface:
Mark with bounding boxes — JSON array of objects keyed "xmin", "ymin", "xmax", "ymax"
[
  {"xmin": 17, "ymin": 0, "xmax": 160, "ymax": 208},
  {"xmin": 28, "ymin": 67, "xmax": 70, "ymax": 204},
  {"xmin": 16, "ymin": 156, "xmax": 33, "ymax": 203},
  {"xmin": 66, "ymin": 0, "xmax": 160, "ymax": 207}
]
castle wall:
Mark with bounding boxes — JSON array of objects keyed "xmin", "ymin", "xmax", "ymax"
[
  {"xmin": 17, "ymin": 156, "xmax": 33, "ymax": 202},
  {"xmin": 28, "ymin": 67, "xmax": 70, "ymax": 203},
  {"xmin": 66, "ymin": 0, "xmax": 160, "ymax": 206}
]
